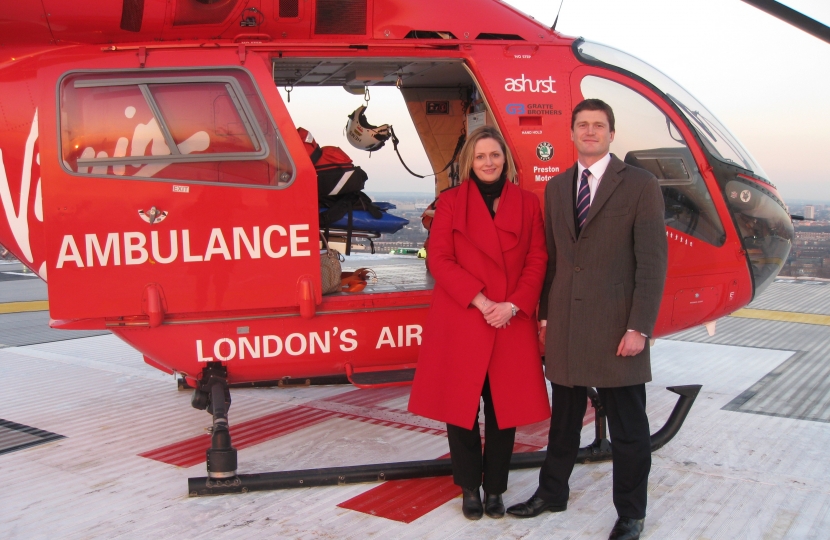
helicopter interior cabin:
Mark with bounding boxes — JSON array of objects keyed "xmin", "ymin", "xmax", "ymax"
[{"xmin": 272, "ymin": 56, "xmax": 493, "ymax": 296}]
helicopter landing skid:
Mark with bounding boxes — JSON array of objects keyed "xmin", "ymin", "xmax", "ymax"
[
  {"xmin": 187, "ymin": 385, "xmax": 701, "ymax": 497},
  {"xmin": 190, "ymin": 364, "xmax": 239, "ymax": 486}
]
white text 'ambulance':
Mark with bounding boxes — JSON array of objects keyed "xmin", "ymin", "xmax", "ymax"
[{"xmin": 55, "ymin": 224, "xmax": 312, "ymax": 268}]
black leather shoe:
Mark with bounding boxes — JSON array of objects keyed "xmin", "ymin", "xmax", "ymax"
[
  {"xmin": 461, "ymin": 487, "xmax": 483, "ymax": 520},
  {"xmin": 505, "ymin": 495, "xmax": 566, "ymax": 518},
  {"xmin": 608, "ymin": 517, "xmax": 644, "ymax": 540},
  {"xmin": 484, "ymin": 493, "xmax": 505, "ymax": 518}
]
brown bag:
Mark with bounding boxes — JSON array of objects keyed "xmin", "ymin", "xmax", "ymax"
[{"xmin": 319, "ymin": 233, "xmax": 344, "ymax": 295}]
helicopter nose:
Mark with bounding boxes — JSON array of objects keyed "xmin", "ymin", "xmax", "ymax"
[{"xmin": 724, "ymin": 177, "xmax": 794, "ymax": 298}]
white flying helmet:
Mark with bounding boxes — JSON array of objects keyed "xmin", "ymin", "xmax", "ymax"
[{"xmin": 345, "ymin": 105, "xmax": 391, "ymax": 152}]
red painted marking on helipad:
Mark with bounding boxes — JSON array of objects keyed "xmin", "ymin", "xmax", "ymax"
[
  {"xmin": 322, "ymin": 386, "xmax": 411, "ymax": 407},
  {"xmin": 140, "ymin": 389, "xmax": 597, "ymax": 480},
  {"xmin": 140, "ymin": 406, "xmax": 337, "ymax": 467},
  {"xmin": 338, "ymin": 453, "xmax": 455, "ymax": 523},
  {"xmin": 338, "ymin": 407, "xmax": 597, "ymax": 523},
  {"xmin": 139, "ymin": 386, "xmax": 398, "ymax": 466}
]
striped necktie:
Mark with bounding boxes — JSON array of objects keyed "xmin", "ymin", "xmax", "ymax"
[{"xmin": 576, "ymin": 169, "xmax": 591, "ymax": 232}]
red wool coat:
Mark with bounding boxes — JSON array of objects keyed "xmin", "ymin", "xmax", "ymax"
[{"xmin": 408, "ymin": 179, "xmax": 551, "ymax": 430}]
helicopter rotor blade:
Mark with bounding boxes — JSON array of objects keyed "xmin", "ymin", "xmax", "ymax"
[{"xmin": 740, "ymin": 0, "xmax": 830, "ymax": 45}]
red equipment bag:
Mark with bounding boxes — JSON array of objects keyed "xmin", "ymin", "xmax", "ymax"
[{"xmin": 298, "ymin": 127, "xmax": 368, "ymax": 196}]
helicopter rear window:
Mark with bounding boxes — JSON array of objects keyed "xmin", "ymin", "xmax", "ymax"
[{"xmin": 59, "ymin": 69, "xmax": 295, "ymax": 188}]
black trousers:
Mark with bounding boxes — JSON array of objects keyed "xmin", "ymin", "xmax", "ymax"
[
  {"xmin": 535, "ymin": 383, "xmax": 651, "ymax": 519},
  {"xmin": 446, "ymin": 377, "xmax": 516, "ymax": 494}
]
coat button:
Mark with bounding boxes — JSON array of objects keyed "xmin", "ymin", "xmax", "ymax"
[{"xmin": 574, "ymin": 266, "xmax": 581, "ymax": 272}]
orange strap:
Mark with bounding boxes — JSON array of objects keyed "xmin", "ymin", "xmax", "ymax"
[{"xmin": 339, "ymin": 268, "xmax": 376, "ymax": 293}]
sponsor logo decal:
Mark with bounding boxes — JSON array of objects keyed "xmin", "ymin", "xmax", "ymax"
[
  {"xmin": 507, "ymin": 103, "xmax": 562, "ymax": 116},
  {"xmin": 504, "ymin": 75, "xmax": 556, "ymax": 93},
  {"xmin": 138, "ymin": 207, "xmax": 168, "ymax": 225},
  {"xmin": 536, "ymin": 142, "xmax": 554, "ymax": 162},
  {"xmin": 505, "ymin": 103, "xmax": 526, "ymax": 115},
  {"xmin": 0, "ymin": 109, "xmax": 44, "ymax": 278},
  {"xmin": 526, "ymin": 104, "xmax": 562, "ymax": 115},
  {"xmin": 730, "ymin": 189, "xmax": 752, "ymax": 203},
  {"xmin": 534, "ymin": 165, "xmax": 560, "ymax": 182}
]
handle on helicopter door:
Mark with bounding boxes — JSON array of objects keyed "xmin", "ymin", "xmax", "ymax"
[
  {"xmin": 297, "ymin": 275, "xmax": 316, "ymax": 319},
  {"xmin": 143, "ymin": 283, "xmax": 166, "ymax": 328}
]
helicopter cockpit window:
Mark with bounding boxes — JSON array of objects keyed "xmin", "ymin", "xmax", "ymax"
[
  {"xmin": 59, "ymin": 69, "xmax": 295, "ymax": 188},
  {"xmin": 580, "ymin": 76, "xmax": 726, "ymax": 247},
  {"xmin": 725, "ymin": 178, "xmax": 793, "ymax": 297},
  {"xmin": 574, "ymin": 40, "xmax": 769, "ymax": 180}
]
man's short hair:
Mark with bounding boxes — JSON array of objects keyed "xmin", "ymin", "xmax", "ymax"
[{"xmin": 571, "ymin": 99, "xmax": 615, "ymax": 132}]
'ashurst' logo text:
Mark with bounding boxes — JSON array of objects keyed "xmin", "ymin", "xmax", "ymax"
[
  {"xmin": 504, "ymin": 75, "xmax": 556, "ymax": 93},
  {"xmin": 55, "ymin": 224, "xmax": 312, "ymax": 269}
]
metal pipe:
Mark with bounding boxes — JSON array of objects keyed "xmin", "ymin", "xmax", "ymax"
[{"xmin": 188, "ymin": 384, "xmax": 701, "ymax": 496}]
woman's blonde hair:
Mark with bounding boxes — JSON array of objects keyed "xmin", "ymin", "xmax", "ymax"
[{"xmin": 457, "ymin": 125, "xmax": 517, "ymax": 183}]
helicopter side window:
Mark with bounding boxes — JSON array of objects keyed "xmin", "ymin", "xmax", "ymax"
[
  {"xmin": 580, "ymin": 76, "xmax": 726, "ymax": 247},
  {"xmin": 59, "ymin": 69, "xmax": 295, "ymax": 188}
]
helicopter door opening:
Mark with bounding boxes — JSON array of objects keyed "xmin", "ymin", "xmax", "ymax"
[
  {"xmin": 272, "ymin": 57, "xmax": 485, "ymax": 294},
  {"xmin": 45, "ymin": 67, "xmax": 320, "ymax": 321}
]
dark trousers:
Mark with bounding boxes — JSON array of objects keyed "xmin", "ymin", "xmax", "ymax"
[
  {"xmin": 446, "ymin": 377, "xmax": 516, "ymax": 494},
  {"xmin": 535, "ymin": 383, "xmax": 651, "ymax": 519}
]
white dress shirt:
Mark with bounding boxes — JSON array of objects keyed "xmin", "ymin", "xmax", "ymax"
[{"xmin": 576, "ymin": 152, "xmax": 611, "ymax": 205}]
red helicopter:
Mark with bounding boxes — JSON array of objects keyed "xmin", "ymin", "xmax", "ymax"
[{"xmin": 0, "ymin": 0, "xmax": 799, "ymax": 493}]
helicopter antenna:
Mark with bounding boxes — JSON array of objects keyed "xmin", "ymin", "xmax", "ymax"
[{"xmin": 551, "ymin": 0, "xmax": 565, "ymax": 32}]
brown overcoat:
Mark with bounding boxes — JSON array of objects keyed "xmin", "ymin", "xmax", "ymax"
[{"xmin": 539, "ymin": 155, "xmax": 668, "ymax": 388}]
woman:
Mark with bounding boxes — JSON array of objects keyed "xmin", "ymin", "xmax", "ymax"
[{"xmin": 408, "ymin": 126, "xmax": 550, "ymax": 520}]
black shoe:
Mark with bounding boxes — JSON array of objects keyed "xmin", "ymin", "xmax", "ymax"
[
  {"xmin": 484, "ymin": 493, "xmax": 505, "ymax": 518},
  {"xmin": 461, "ymin": 487, "xmax": 483, "ymax": 520},
  {"xmin": 505, "ymin": 495, "xmax": 567, "ymax": 518},
  {"xmin": 608, "ymin": 517, "xmax": 644, "ymax": 540}
]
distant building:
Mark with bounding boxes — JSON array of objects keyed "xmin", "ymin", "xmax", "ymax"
[{"xmin": 805, "ymin": 205, "xmax": 816, "ymax": 219}]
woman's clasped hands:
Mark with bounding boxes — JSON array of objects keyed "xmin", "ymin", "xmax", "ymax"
[{"xmin": 472, "ymin": 292, "xmax": 515, "ymax": 329}]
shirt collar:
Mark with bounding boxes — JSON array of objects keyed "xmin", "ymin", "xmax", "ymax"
[{"xmin": 577, "ymin": 152, "xmax": 612, "ymax": 181}]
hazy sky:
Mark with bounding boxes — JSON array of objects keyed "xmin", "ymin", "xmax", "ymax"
[{"xmin": 282, "ymin": 1, "xmax": 830, "ymax": 202}]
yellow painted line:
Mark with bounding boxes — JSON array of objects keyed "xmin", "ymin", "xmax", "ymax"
[
  {"xmin": 730, "ymin": 308, "xmax": 830, "ymax": 326},
  {"xmin": 0, "ymin": 300, "xmax": 49, "ymax": 314},
  {"xmin": 0, "ymin": 303, "xmax": 826, "ymax": 324}
]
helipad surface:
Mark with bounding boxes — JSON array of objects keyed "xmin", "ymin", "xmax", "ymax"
[{"xmin": 2, "ymin": 274, "xmax": 830, "ymax": 539}]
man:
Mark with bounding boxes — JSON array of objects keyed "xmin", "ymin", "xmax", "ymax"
[{"xmin": 506, "ymin": 99, "xmax": 668, "ymax": 540}]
